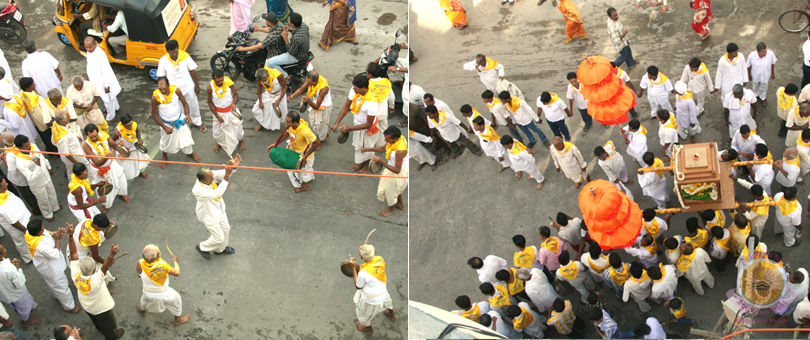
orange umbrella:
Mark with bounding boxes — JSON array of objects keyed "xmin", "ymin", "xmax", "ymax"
[
  {"xmin": 578, "ymin": 180, "xmax": 642, "ymax": 249},
  {"xmin": 576, "ymin": 56, "xmax": 636, "ymax": 125}
]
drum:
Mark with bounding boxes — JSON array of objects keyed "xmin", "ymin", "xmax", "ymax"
[
  {"xmin": 114, "ymin": 145, "xmax": 129, "ymax": 158},
  {"xmin": 134, "ymin": 144, "xmax": 148, "ymax": 154},
  {"xmin": 104, "ymin": 222, "xmax": 118, "ymax": 239},
  {"xmin": 273, "ymin": 104, "xmax": 282, "ymax": 118},
  {"xmin": 340, "ymin": 259, "xmax": 358, "ymax": 277},
  {"xmin": 269, "ymin": 147, "xmax": 300, "ymax": 170},
  {"xmin": 337, "ymin": 131, "xmax": 350, "ymax": 144},
  {"xmin": 97, "ymin": 182, "xmax": 114, "ymax": 196},
  {"xmin": 369, "ymin": 161, "xmax": 383, "ymax": 174}
]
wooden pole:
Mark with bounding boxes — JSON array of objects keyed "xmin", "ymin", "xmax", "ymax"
[{"xmin": 654, "ymin": 200, "xmax": 780, "ymax": 214}]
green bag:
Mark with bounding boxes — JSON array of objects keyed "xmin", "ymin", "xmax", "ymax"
[{"xmin": 269, "ymin": 147, "xmax": 300, "ymax": 170}]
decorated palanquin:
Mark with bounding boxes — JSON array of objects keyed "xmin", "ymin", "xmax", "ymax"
[{"xmin": 670, "ymin": 143, "xmax": 736, "ymax": 213}]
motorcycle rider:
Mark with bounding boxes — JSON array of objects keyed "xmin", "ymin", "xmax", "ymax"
[
  {"xmin": 235, "ymin": 12, "xmax": 287, "ymax": 58},
  {"xmin": 265, "ymin": 12, "xmax": 310, "ymax": 77}
]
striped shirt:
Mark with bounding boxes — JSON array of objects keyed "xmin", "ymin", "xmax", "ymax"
[
  {"xmin": 288, "ymin": 23, "xmax": 310, "ymax": 60},
  {"xmin": 606, "ymin": 18, "xmax": 628, "ymax": 51},
  {"xmin": 596, "ymin": 309, "xmax": 618, "ymax": 339}
]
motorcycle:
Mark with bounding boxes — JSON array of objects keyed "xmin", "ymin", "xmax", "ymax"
[
  {"xmin": 375, "ymin": 28, "xmax": 411, "ymax": 106},
  {"xmin": 0, "ymin": 0, "xmax": 26, "ymax": 44},
  {"xmin": 210, "ymin": 29, "xmax": 314, "ymax": 94}
]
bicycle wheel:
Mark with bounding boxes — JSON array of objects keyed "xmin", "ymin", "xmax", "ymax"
[{"xmin": 779, "ymin": 9, "xmax": 810, "ymax": 33}]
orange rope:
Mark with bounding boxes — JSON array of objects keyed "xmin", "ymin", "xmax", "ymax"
[
  {"xmin": 721, "ymin": 328, "xmax": 810, "ymax": 339},
  {"xmin": 0, "ymin": 148, "xmax": 408, "ymax": 179}
]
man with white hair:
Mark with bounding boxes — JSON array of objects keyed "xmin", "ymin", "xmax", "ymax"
[
  {"xmin": 136, "ymin": 244, "xmax": 190, "ymax": 325},
  {"xmin": 84, "ymin": 37, "xmax": 121, "ymax": 122},
  {"xmin": 350, "ymin": 244, "xmax": 395, "ymax": 333},
  {"xmin": 251, "ymin": 67, "xmax": 287, "ymax": 132},
  {"xmin": 67, "ymin": 222, "xmax": 123, "ymax": 339},
  {"xmin": 775, "ymin": 148, "xmax": 801, "ymax": 188},
  {"xmin": 516, "ymin": 267, "xmax": 559, "ymax": 313},
  {"xmin": 13, "ymin": 135, "xmax": 60, "ymax": 222},
  {"xmin": 193, "ymin": 155, "xmax": 241, "ymax": 259},
  {"xmin": 0, "ymin": 178, "xmax": 33, "ymax": 264},
  {"xmin": 82, "ymin": 123, "xmax": 129, "ymax": 208},
  {"xmin": 52, "ymin": 110, "xmax": 88, "ymax": 178},
  {"xmin": 24, "ymin": 219, "xmax": 81, "ymax": 313},
  {"xmin": 0, "ymin": 244, "xmax": 38, "ymax": 327},
  {"xmin": 673, "ymin": 81, "xmax": 701, "ymax": 142},
  {"xmin": 66, "ymin": 75, "xmax": 109, "ymax": 134},
  {"xmin": 723, "ymin": 84, "xmax": 757, "ymax": 138},
  {"xmin": 45, "ymin": 88, "xmax": 78, "ymax": 132}
]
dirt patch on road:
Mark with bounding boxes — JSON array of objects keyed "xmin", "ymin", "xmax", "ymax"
[{"xmin": 378, "ymin": 13, "xmax": 397, "ymax": 25}]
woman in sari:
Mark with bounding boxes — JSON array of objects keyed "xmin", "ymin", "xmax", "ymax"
[
  {"xmin": 691, "ymin": 0, "xmax": 712, "ymax": 40},
  {"xmin": 439, "ymin": 0, "xmax": 467, "ymax": 30},
  {"xmin": 558, "ymin": 0, "xmax": 588, "ymax": 44},
  {"xmin": 266, "ymin": 0, "xmax": 293, "ymax": 25},
  {"xmin": 318, "ymin": 0, "xmax": 358, "ymax": 51}
]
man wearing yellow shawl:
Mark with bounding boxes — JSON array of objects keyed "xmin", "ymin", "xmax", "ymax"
[
  {"xmin": 550, "ymin": 137, "xmax": 588, "ymax": 188},
  {"xmin": 558, "ymin": 0, "xmax": 588, "ymax": 44},
  {"xmin": 51, "ymin": 110, "xmax": 88, "ymax": 179},
  {"xmin": 555, "ymin": 251, "xmax": 594, "ymax": 304},
  {"xmin": 157, "ymin": 40, "xmax": 205, "ymax": 132},
  {"xmin": 65, "ymin": 75, "xmax": 109, "ymax": 135},
  {"xmin": 679, "ymin": 58, "xmax": 717, "ymax": 114},
  {"xmin": 151, "ymin": 77, "xmax": 202, "ymax": 169},
  {"xmin": 715, "ymin": 43, "xmax": 749, "ymax": 101},
  {"xmin": 775, "ymin": 148, "xmax": 801, "ymax": 188},
  {"xmin": 622, "ymin": 262, "xmax": 652, "ymax": 312},
  {"xmin": 773, "ymin": 187, "xmax": 803, "ymax": 247},
  {"xmin": 207, "ymin": 70, "xmax": 245, "ymax": 156},
  {"xmin": 25, "ymin": 219, "xmax": 81, "ymax": 313},
  {"xmin": 136, "ymin": 244, "xmax": 190, "ymax": 325},
  {"xmin": 0, "ymin": 178, "xmax": 33, "ymax": 264},
  {"xmin": 637, "ymin": 152, "xmax": 670, "ymax": 209},
  {"xmin": 656, "ymin": 111, "xmax": 677, "ymax": 159},
  {"xmin": 13, "ymin": 135, "xmax": 60, "ymax": 222},
  {"xmin": 736, "ymin": 177, "xmax": 772, "ymax": 237},
  {"xmin": 463, "ymin": 54, "xmax": 505, "ymax": 93},
  {"xmin": 19, "ymin": 77, "xmax": 58, "ymax": 153},
  {"xmin": 676, "ymin": 243, "xmax": 714, "ymax": 296},
  {"xmin": 350, "ymin": 244, "xmax": 395, "ymax": 333},
  {"xmin": 45, "ymin": 89, "xmax": 78, "ymax": 132},
  {"xmin": 334, "ymin": 74, "xmax": 381, "ymax": 174},
  {"xmin": 648, "ymin": 263, "xmax": 677, "ymax": 302},
  {"xmin": 68, "ymin": 163, "xmax": 106, "ymax": 224},
  {"xmin": 82, "ymin": 124, "xmax": 130, "ymax": 209},
  {"xmin": 673, "ymin": 81, "xmax": 702, "ymax": 143},
  {"xmin": 289, "ymin": 71, "xmax": 332, "ymax": 149},
  {"xmin": 109, "ymin": 114, "xmax": 149, "ymax": 180},
  {"xmin": 361, "ymin": 127, "xmax": 408, "ymax": 217},
  {"xmin": 267, "ymin": 112, "xmax": 317, "ymax": 193},
  {"xmin": 439, "ymin": 0, "xmax": 467, "ymax": 30},
  {"xmin": 2, "ymin": 94, "xmax": 37, "ymax": 143},
  {"xmin": 637, "ymin": 66, "xmax": 674, "ymax": 120},
  {"xmin": 621, "ymin": 120, "xmax": 648, "ymax": 167},
  {"xmin": 251, "ymin": 66, "xmax": 288, "ymax": 132}
]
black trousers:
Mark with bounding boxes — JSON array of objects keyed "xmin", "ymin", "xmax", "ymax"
[
  {"xmin": 36, "ymin": 128, "xmax": 58, "ymax": 153},
  {"xmin": 448, "ymin": 134, "xmax": 481, "ymax": 156},
  {"xmin": 87, "ymin": 309, "xmax": 118, "ymax": 340}
]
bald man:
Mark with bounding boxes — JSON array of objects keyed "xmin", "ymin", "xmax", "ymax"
[
  {"xmin": 775, "ymin": 148, "xmax": 801, "ymax": 188},
  {"xmin": 136, "ymin": 244, "xmax": 190, "ymax": 325},
  {"xmin": 350, "ymin": 244, "xmax": 395, "ymax": 333},
  {"xmin": 84, "ymin": 37, "xmax": 121, "ymax": 121},
  {"xmin": 193, "ymin": 155, "xmax": 241, "ymax": 259},
  {"xmin": 51, "ymin": 110, "xmax": 88, "ymax": 178},
  {"xmin": 550, "ymin": 137, "xmax": 589, "ymax": 188}
]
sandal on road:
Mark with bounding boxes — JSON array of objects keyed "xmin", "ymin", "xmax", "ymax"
[
  {"xmin": 195, "ymin": 245, "xmax": 211, "ymax": 260},
  {"xmin": 199, "ymin": 124, "xmax": 208, "ymax": 133},
  {"xmin": 215, "ymin": 246, "xmax": 236, "ymax": 255}
]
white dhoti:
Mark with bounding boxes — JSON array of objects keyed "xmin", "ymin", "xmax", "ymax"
[
  {"xmin": 159, "ymin": 124, "xmax": 195, "ymax": 155},
  {"xmin": 212, "ymin": 108, "xmax": 244, "ymax": 155},
  {"xmin": 101, "ymin": 93, "xmax": 120, "ymax": 121},
  {"xmin": 308, "ymin": 106, "xmax": 332, "ymax": 141},
  {"xmin": 30, "ymin": 182, "xmax": 59, "ymax": 219},
  {"xmin": 287, "ymin": 154, "xmax": 314, "ymax": 189},
  {"xmin": 677, "ymin": 121, "xmax": 702, "ymax": 140},
  {"xmin": 40, "ymin": 270, "xmax": 75, "ymax": 310},
  {"xmin": 353, "ymin": 131, "xmax": 382, "ymax": 163},
  {"xmin": 182, "ymin": 90, "xmax": 202, "ymax": 127},
  {"xmin": 199, "ymin": 214, "xmax": 231, "ymax": 253},
  {"xmin": 251, "ymin": 91, "xmax": 287, "ymax": 131},
  {"xmin": 116, "ymin": 149, "xmax": 149, "ymax": 180},
  {"xmin": 354, "ymin": 290, "xmax": 393, "ymax": 327},
  {"xmin": 90, "ymin": 161, "xmax": 128, "ymax": 209},
  {"xmin": 377, "ymin": 167, "xmax": 408, "ymax": 206},
  {"xmin": 70, "ymin": 204, "xmax": 100, "ymax": 224},
  {"xmin": 141, "ymin": 286, "xmax": 183, "ymax": 316},
  {"xmin": 409, "ymin": 138, "xmax": 435, "ymax": 165}
]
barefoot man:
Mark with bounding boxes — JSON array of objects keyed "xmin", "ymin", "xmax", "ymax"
[
  {"xmin": 251, "ymin": 67, "xmax": 287, "ymax": 132},
  {"xmin": 361, "ymin": 126, "xmax": 408, "ymax": 217},
  {"xmin": 67, "ymin": 163, "xmax": 107, "ymax": 223},
  {"xmin": 151, "ymin": 77, "xmax": 201, "ymax": 169},
  {"xmin": 268, "ymin": 112, "xmax": 317, "ymax": 193},
  {"xmin": 331, "ymin": 74, "xmax": 380, "ymax": 174},
  {"xmin": 289, "ymin": 71, "xmax": 332, "ymax": 150},
  {"xmin": 350, "ymin": 244, "xmax": 396, "ymax": 333},
  {"xmin": 136, "ymin": 244, "xmax": 190, "ymax": 325},
  {"xmin": 109, "ymin": 114, "xmax": 148, "ymax": 180},
  {"xmin": 193, "ymin": 155, "xmax": 241, "ymax": 260},
  {"xmin": 83, "ymin": 124, "xmax": 130, "ymax": 208},
  {"xmin": 207, "ymin": 69, "xmax": 246, "ymax": 156}
]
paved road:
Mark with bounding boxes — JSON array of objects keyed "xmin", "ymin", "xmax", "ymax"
[
  {"xmin": 6, "ymin": 0, "xmax": 407, "ymax": 339},
  {"xmin": 409, "ymin": 0, "xmax": 804, "ymax": 338}
]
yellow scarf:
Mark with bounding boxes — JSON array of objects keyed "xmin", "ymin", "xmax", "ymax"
[
  {"xmin": 467, "ymin": 108, "xmax": 483, "ymax": 123},
  {"xmin": 9, "ymin": 145, "xmax": 34, "ymax": 161},
  {"xmin": 154, "ymin": 86, "xmax": 177, "ymax": 104},
  {"xmin": 166, "ymin": 50, "xmax": 190, "ymax": 67},
  {"xmin": 480, "ymin": 125, "xmax": 500, "ymax": 142},
  {"xmin": 482, "ymin": 57, "xmax": 499, "ymax": 71},
  {"xmin": 616, "ymin": 68, "xmax": 626, "ymax": 78},
  {"xmin": 558, "ymin": 261, "xmax": 578, "ymax": 280},
  {"xmin": 787, "ymin": 156, "xmax": 801, "ymax": 167},
  {"xmin": 79, "ymin": 220, "xmax": 101, "ymax": 248},
  {"xmin": 544, "ymin": 92, "xmax": 562, "ymax": 106},
  {"xmin": 74, "ymin": 273, "xmax": 91, "ymax": 295},
  {"xmin": 51, "ymin": 123, "xmax": 69, "ymax": 143},
  {"xmin": 652, "ymin": 263, "xmax": 668, "ymax": 283},
  {"xmin": 385, "ymin": 136, "xmax": 407, "ymax": 160},
  {"xmin": 637, "ymin": 124, "xmax": 648, "ymax": 135},
  {"xmin": 461, "ymin": 304, "xmax": 482, "ymax": 321},
  {"xmin": 485, "ymin": 98, "xmax": 501, "ymax": 109},
  {"xmin": 671, "ymin": 297, "xmax": 687, "ymax": 318},
  {"xmin": 553, "ymin": 142, "xmax": 574, "ymax": 156},
  {"xmin": 693, "ymin": 63, "xmax": 709, "ymax": 74},
  {"xmin": 140, "ymin": 258, "xmax": 172, "ymax": 286},
  {"xmin": 69, "ymin": 174, "xmax": 94, "ymax": 196},
  {"xmin": 643, "ymin": 218, "xmax": 660, "ymax": 238},
  {"xmin": 685, "ymin": 228, "xmax": 708, "ymax": 248},
  {"xmin": 430, "ymin": 111, "xmax": 447, "ymax": 126},
  {"xmin": 547, "ymin": 301, "xmax": 574, "ymax": 331},
  {"xmin": 20, "ymin": 91, "xmax": 39, "ymax": 111},
  {"xmin": 367, "ymin": 78, "xmax": 392, "ymax": 104},
  {"xmin": 676, "ymin": 251, "xmax": 696, "ymax": 273},
  {"xmin": 512, "ymin": 306, "xmax": 534, "ymax": 330},
  {"xmin": 4, "ymin": 95, "xmax": 24, "ymax": 118},
  {"xmin": 629, "ymin": 269, "xmax": 649, "ymax": 283},
  {"xmin": 740, "ymin": 243, "xmax": 763, "ymax": 260},
  {"xmin": 724, "ymin": 53, "xmax": 737, "ymax": 65},
  {"xmin": 609, "ymin": 264, "xmax": 629, "ymax": 285},
  {"xmin": 779, "ymin": 88, "xmax": 796, "ymax": 110},
  {"xmin": 678, "ymin": 90, "xmax": 693, "ymax": 100},
  {"xmin": 24, "ymin": 233, "xmax": 43, "ymax": 257},
  {"xmin": 489, "ymin": 284, "xmax": 511, "ymax": 307},
  {"xmin": 798, "ymin": 135, "xmax": 810, "ymax": 147},
  {"xmin": 650, "ymin": 73, "xmax": 669, "ymax": 86},
  {"xmin": 602, "ymin": 140, "xmax": 615, "ymax": 160},
  {"xmin": 304, "ymin": 76, "xmax": 326, "ymax": 98},
  {"xmin": 86, "ymin": 132, "xmax": 110, "ymax": 157},
  {"xmin": 505, "ymin": 98, "xmax": 522, "ymax": 113},
  {"xmin": 199, "ymin": 180, "xmax": 221, "ymax": 202},
  {"xmin": 779, "ymin": 196, "xmax": 799, "ymax": 215},
  {"xmin": 652, "ymin": 157, "xmax": 665, "ymax": 178},
  {"xmin": 508, "ymin": 141, "xmax": 528, "ymax": 155},
  {"xmin": 0, "ymin": 192, "xmax": 7, "ymax": 205},
  {"xmin": 715, "ymin": 232, "xmax": 731, "ymax": 251},
  {"xmin": 48, "ymin": 97, "xmax": 70, "ymax": 112},
  {"xmin": 751, "ymin": 194, "xmax": 772, "ymax": 216},
  {"xmin": 360, "ymin": 255, "xmax": 387, "ymax": 283},
  {"xmin": 211, "ymin": 77, "xmax": 235, "ymax": 99},
  {"xmin": 541, "ymin": 237, "xmax": 560, "ymax": 253},
  {"xmin": 513, "ymin": 246, "xmax": 536, "ymax": 268},
  {"xmin": 706, "ymin": 211, "xmax": 725, "ymax": 229},
  {"xmin": 506, "ymin": 268, "xmax": 525, "ymax": 295},
  {"xmin": 587, "ymin": 255, "xmax": 609, "ymax": 274},
  {"xmin": 350, "ymin": 93, "xmax": 366, "ymax": 114},
  {"xmin": 642, "ymin": 241, "xmax": 658, "ymax": 256},
  {"xmin": 756, "ymin": 151, "xmax": 773, "ymax": 163},
  {"xmin": 117, "ymin": 122, "xmax": 138, "ymax": 143},
  {"xmin": 662, "ymin": 115, "xmax": 677, "ymax": 130},
  {"xmin": 261, "ymin": 67, "xmax": 283, "ymax": 93}
]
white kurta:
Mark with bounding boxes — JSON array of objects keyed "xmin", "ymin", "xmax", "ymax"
[
  {"xmin": 86, "ymin": 48, "xmax": 121, "ymax": 121},
  {"xmin": 638, "ymin": 171, "xmax": 668, "ymax": 209},
  {"xmin": 114, "ymin": 126, "xmax": 149, "ymax": 180},
  {"xmin": 679, "ymin": 65, "xmax": 713, "ymax": 112},
  {"xmin": 650, "ymin": 264, "xmax": 677, "ymax": 301},
  {"xmin": 715, "ymin": 54, "xmax": 749, "ymax": 96},
  {"xmin": 477, "ymin": 255, "xmax": 507, "ymax": 284},
  {"xmin": 658, "ymin": 124, "xmax": 678, "ymax": 157},
  {"xmin": 624, "ymin": 247, "xmax": 659, "ymax": 268},
  {"xmin": 581, "ymin": 253, "xmax": 609, "ymax": 283},
  {"xmin": 139, "ymin": 268, "xmax": 183, "ymax": 316},
  {"xmin": 679, "ymin": 248, "xmax": 714, "ymax": 296},
  {"xmin": 193, "ymin": 170, "xmax": 231, "ymax": 253},
  {"xmin": 157, "ymin": 55, "xmax": 201, "ymax": 126},
  {"xmin": 3, "ymin": 107, "xmax": 37, "ymax": 143},
  {"xmin": 731, "ymin": 131, "xmax": 765, "ymax": 161},
  {"xmin": 210, "ymin": 83, "xmax": 244, "ymax": 156},
  {"xmin": 555, "ymin": 262, "xmax": 595, "ymax": 303},
  {"xmin": 622, "ymin": 276, "xmax": 652, "ymax": 312},
  {"xmin": 524, "ymin": 268, "xmax": 559, "ymax": 313},
  {"xmin": 621, "ymin": 126, "xmax": 648, "ymax": 167},
  {"xmin": 463, "ymin": 59, "xmax": 504, "ymax": 93},
  {"xmin": 251, "ymin": 76, "xmax": 287, "ymax": 131},
  {"xmin": 775, "ymin": 160, "xmax": 800, "ymax": 188},
  {"xmin": 675, "ymin": 96, "xmax": 701, "ymax": 139},
  {"xmin": 427, "ymin": 111, "xmax": 463, "ymax": 143},
  {"xmin": 501, "ymin": 145, "xmax": 544, "ymax": 183},
  {"xmin": 774, "ymin": 192, "xmax": 802, "ymax": 247},
  {"xmin": 722, "ymin": 90, "xmax": 757, "ymax": 138},
  {"xmin": 408, "ymin": 131, "xmax": 436, "ymax": 165},
  {"xmin": 156, "ymin": 90, "xmax": 195, "ymax": 155},
  {"xmin": 85, "ymin": 139, "xmax": 128, "ymax": 209},
  {"xmin": 639, "ymin": 74, "xmax": 674, "ymax": 116},
  {"xmin": 551, "ymin": 144, "xmax": 586, "ymax": 182},
  {"xmin": 53, "ymin": 125, "xmax": 89, "ymax": 177},
  {"xmin": 21, "ymin": 51, "xmax": 61, "ymax": 97},
  {"xmin": 786, "ymin": 110, "xmax": 810, "ymax": 148},
  {"xmin": 30, "ymin": 232, "xmax": 74, "ymax": 310},
  {"xmin": 15, "ymin": 150, "xmax": 59, "ymax": 219},
  {"xmin": 0, "ymin": 193, "xmax": 32, "ymax": 263},
  {"xmin": 710, "ymin": 229, "xmax": 731, "ymax": 260},
  {"xmin": 474, "ymin": 126, "xmax": 510, "ymax": 168},
  {"xmin": 597, "ymin": 144, "xmax": 629, "ymax": 185}
]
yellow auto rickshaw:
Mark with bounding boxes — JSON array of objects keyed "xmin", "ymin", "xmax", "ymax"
[{"xmin": 52, "ymin": 0, "xmax": 199, "ymax": 81}]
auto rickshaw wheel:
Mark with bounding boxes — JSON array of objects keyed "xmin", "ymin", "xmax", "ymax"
[
  {"xmin": 210, "ymin": 54, "xmax": 241, "ymax": 81},
  {"xmin": 56, "ymin": 33, "xmax": 72, "ymax": 46},
  {"xmin": 145, "ymin": 67, "xmax": 159, "ymax": 82}
]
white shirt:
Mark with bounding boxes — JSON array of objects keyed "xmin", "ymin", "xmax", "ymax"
[
  {"xmin": 463, "ymin": 59, "xmax": 504, "ymax": 92},
  {"xmin": 15, "ymin": 146, "xmax": 53, "ymax": 188},
  {"xmin": 794, "ymin": 297, "xmax": 810, "ymax": 325},
  {"xmin": 505, "ymin": 99, "xmax": 536, "ymax": 126},
  {"xmin": 715, "ymin": 54, "xmax": 749, "ymax": 92},
  {"xmin": 486, "ymin": 309, "xmax": 522, "ymax": 339},
  {"xmin": 347, "ymin": 88, "xmax": 379, "ymax": 126},
  {"xmin": 157, "ymin": 55, "xmax": 198, "ymax": 94},
  {"xmin": 679, "ymin": 65, "xmax": 714, "ymax": 93},
  {"xmin": 536, "ymin": 96, "xmax": 567, "ymax": 122},
  {"xmin": 477, "ymin": 255, "xmax": 507, "ymax": 284},
  {"xmin": 731, "ymin": 131, "xmax": 765, "ymax": 160},
  {"xmin": 428, "ymin": 111, "xmax": 463, "ymax": 143},
  {"xmin": 193, "ymin": 170, "xmax": 228, "ymax": 226},
  {"xmin": 658, "ymin": 121, "xmax": 678, "ymax": 147},
  {"xmin": 409, "ymin": 84, "xmax": 426, "ymax": 108},
  {"xmin": 774, "ymin": 193, "xmax": 802, "ymax": 227},
  {"xmin": 108, "ymin": 10, "xmax": 128, "ymax": 35},
  {"xmin": 0, "ymin": 258, "xmax": 24, "ymax": 303},
  {"xmin": 558, "ymin": 218, "xmax": 582, "ymax": 246},
  {"xmin": 776, "ymin": 160, "xmax": 801, "ymax": 188},
  {"xmin": 747, "ymin": 50, "xmax": 777, "ymax": 83},
  {"xmin": 31, "ymin": 231, "xmax": 67, "ymax": 277},
  {"xmin": 643, "ymin": 317, "xmax": 666, "ymax": 339},
  {"xmin": 356, "ymin": 269, "xmax": 387, "ymax": 305},
  {"xmin": 723, "ymin": 90, "xmax": 757, "ymax": 127},
  {"xmin": 638, "ymin": 217, "xmax": 668, "ymax": 241},
  {"xmin": 566, "ymin": 83, "xmax": 588, "ymax": 110},
  {"xmin": 0, "ymin": 192, "xmax": 30, "ymax": 239},
  {"xmin": 430, "ymin": 98, "xmax": 454, "ymax": 117},
  {"xmin": 69, "ymin": 260, "xmax": 114, "ymax": 315},
  {"xmin": 3, "ymin": 148, "xmax": 29, "ymax": 186},
  {"xmin": 21, "ymin": 51, "xmax": 61, "ymax": 97},
  {"xmin": 640, "ymin": 74, "xmax": 673, "ymax": 98},
  {"xmin": 86, "ymin": 47, "xmax": 122, "ymax": 96},
  {"xmin": 804, "ymin": 39, "xmax": 810, "ymax": 67}
]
